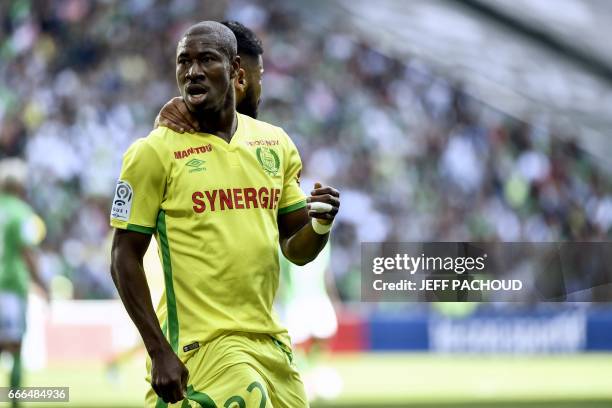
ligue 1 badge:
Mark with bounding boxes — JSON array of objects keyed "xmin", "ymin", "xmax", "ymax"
[{"xmin": 111, "ymin": 180, "xmax": 133, "ymax": 221}]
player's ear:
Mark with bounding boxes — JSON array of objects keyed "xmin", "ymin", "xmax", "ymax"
[
  {"xmin": 235, "ymin": 68, "xmax": 247, "ymax": 93},
  {"xmin": 230, "ymin": 55, "xmax": 241, "ymax": 79}
]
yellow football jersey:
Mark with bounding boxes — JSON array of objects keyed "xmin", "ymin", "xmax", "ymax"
[{"xmin": 110, "ymin": 113, "xmax": 306, "ymax": 359}]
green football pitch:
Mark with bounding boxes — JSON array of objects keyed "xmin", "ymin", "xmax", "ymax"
[{"xmin": 3, "ymin": 353, "xmax": 611, "ymax": 408}]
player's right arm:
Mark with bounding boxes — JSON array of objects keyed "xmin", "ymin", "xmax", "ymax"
[
  {"xmin": 109, "ymin": 137, "xmax": 187, "ymax": 404},
  {"xmin": 111, "ymin": 230, "xmax": 188, "ymax": 403}
]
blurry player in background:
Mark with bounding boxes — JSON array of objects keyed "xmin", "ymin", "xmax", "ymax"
[
  {"xmin": 0, "ymin": 159, "xmax": 47, "ymax": 408},
  {"xmin": 279, "ymin": 243, "xmax": 343, "ymax": 401}
]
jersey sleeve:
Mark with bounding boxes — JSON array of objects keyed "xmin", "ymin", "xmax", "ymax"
[
  {"xmin": 110, "ymin": 138, "xmax": 166, "ymax": 234},
  {"xmin": 278, "ymin": 130, "xmax": 307, "ymax": 215}
]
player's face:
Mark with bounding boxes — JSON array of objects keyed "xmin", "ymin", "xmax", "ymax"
[
  {"xmin": 236, "ymin": 55, "xmax": 263, "ymax": 119},
  {"xmin": 176, "ymin": 35, "xmax": 234, "ymax": 113}
]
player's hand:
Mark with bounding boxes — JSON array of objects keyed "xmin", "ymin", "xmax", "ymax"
[
  {"xmin": 155, "ymin": 97, "xmax": 199, "ymax": 133},
  {"xmin": 307, "ymin": 182, "xmax": 340, "ymax": 225},
  {"xmin": 150, "ymin": 348, "xmax": 189, "ymax": 404}
]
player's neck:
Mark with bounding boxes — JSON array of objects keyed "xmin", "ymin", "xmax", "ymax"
[{"xmin": 195, "ymin": 95, "xmax": 237, "ymax": 143}]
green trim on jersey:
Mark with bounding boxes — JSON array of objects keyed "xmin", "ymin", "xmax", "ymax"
[
  {"xmin": 161, "ymin": 320, "xmax": 168, "ymax": 337},
  {"xmin": 270, "ymin": 336, "xmax": 294, "ymax": 364},
  {"xmin": 126, "ymin": 224, "xmax": 155, "ymax": 234},
  {"xmin": 278, "ymin": 200, "xmax": 307, "ymax": 215},
  {"xmin": 157, "ymin": 211, "xmax": 179, "ymax": 353},
  {"xmin": 186, "ymin": 385, "xmax": 216, "ymax": 407},
  {"xmin": 155, "ymin": 385, "xmax": 215, "ymax": 408}
]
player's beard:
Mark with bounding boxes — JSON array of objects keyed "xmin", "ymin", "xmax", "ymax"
[{"xmin": 236, "ymin": 87, "xmax": 259, "ymax": 119}]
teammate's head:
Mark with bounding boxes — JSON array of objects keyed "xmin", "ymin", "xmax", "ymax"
[
  {"xmin": 0, "ymin": 158, "xmax": 27, "ymax": 198},
  {"xmin": 176, "ymin": 21, "xmax": 240, "ymax": 114},
  {"xmin": 221, "ymin": 21, "xmax": 264, "ymax": 119}
]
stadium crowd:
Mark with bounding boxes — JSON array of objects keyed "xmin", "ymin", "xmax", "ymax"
[{"xmin": 1, "ymin": 0, "xmax": 610, "ymax": 301}]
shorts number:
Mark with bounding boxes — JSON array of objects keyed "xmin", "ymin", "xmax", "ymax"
[
  {"xmin": 247, "ymin": 382, "xmax": 267, "ymax": 408},
  {"xmin": 224, "ymin": 381, "xmax": 267, "ymax": 408},
  {"xmin": 223, "ymin": 395, "xmax": 245, "ymax": 408}
]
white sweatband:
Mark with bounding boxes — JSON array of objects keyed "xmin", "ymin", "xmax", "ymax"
[{"xmin": 311, "ymin": 218, "xmax": 333, "ymax": 235}]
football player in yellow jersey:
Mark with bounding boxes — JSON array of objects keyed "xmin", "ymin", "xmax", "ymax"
[{"xmin": 110, "ymin": 21, "xmax": 340, "ymax": 407}]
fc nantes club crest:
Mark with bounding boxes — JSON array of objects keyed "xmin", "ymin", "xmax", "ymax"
[{"xmin": 256, "ymin": 147, "xmax": 280, "ymax": 176}]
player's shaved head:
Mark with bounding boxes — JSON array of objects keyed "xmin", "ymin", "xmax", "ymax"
[{"xmin": 179, "ymin": 21, "xmax": 237, "ymax": 61}]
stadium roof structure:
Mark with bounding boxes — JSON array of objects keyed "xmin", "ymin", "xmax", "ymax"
[{"xmin": 319, "ymin": 0, "xmax": 612, "ymax": 172}]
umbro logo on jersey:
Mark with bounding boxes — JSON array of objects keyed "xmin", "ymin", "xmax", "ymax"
[
  {"xmin": 186, "ymin": 158, "xmax": 206, "ymax": 173},
  {"xmin": 174, "ymin": 144, "xmax": 212, "ymax": 159}
]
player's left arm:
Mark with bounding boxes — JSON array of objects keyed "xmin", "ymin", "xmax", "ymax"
[
  {"xmin": 277, "ymin": 129, "xmax": 340, "ymax": 265},
  {"xmin": 278, "ymin": 182, "xmax": 340, "ymax": 266}
]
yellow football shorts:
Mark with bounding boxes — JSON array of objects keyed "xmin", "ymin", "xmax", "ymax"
[{"xmin": 145, "ymin": 332, "xmax": 309, "ymax": 408}]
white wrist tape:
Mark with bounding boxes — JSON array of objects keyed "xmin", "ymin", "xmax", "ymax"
[
  {"xmin": 308, "ymin": 201, "xmax": 334, "ymax": 234},
  {"xmin": 311, "ymin": 218, "xmax": 333, "ymax": 235},
  {"xmin": 309, "ymin": 202, "xmax": 333, "ymax": 213}
]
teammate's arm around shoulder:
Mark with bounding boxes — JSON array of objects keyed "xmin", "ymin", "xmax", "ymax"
[{"xmin": 154, "ymin": 96, "xmax": 199, "ymax": 133}]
